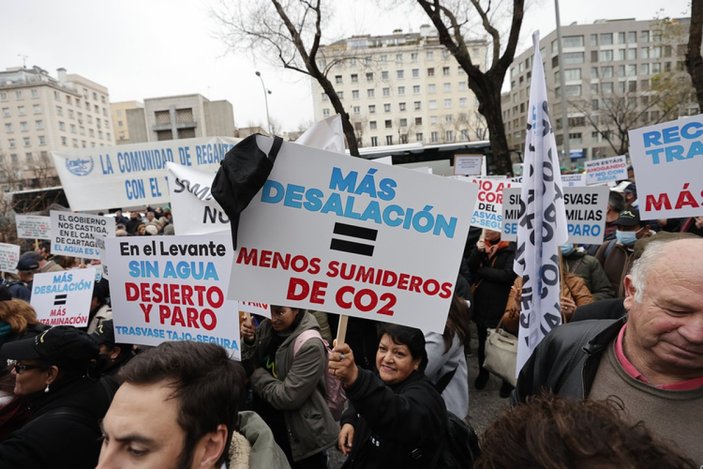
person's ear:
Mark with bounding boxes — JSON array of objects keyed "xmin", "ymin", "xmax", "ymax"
[
  {"xmin": 623, "ymin": 274, "xmax": 636, "ymax": 311},
  {"xmin": 109, "ymin": 346, "xmax": 121, "ymax": 361},
  {"xmin": 46, "ymin": 365, "xmax": 59, "ymax": 385},
  {"xmin": 195, "ymin": 424, "xmax": 228, "ymax": 467}
]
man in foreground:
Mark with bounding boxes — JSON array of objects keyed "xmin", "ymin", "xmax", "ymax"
[{"xmin": 514, "ymin": 238, "xmax": 703, "ymax": 464}]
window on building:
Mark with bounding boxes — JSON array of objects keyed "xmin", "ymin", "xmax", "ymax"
[
  {"xmin": 618, "ymin": 49, "xmax": 626, "ymax": 61},
  {"xmin": 627, "ymin": 64, "xmax": 637, "ymax": 76},
  {"xmin": 351, "ymin": 74, "xmax": 358, "ymax": 83},
  {"xmin": 414, "ymin": 101, "xmax": 421, "ymax": 110},
  {"xmin": 443, "ymin": 98, "xmax": 452, "ymax": 108},
  {"xmin": 442, "ymin": 66, "xmax": 450, "ymax": 76},
  {"xmin": 23, "ymin": 137, "xmax": 30, "ymax": 147},
  {"xmin": 426, "ymin": 50, "xmax": 434, "ymax": 60},
  {"xmin": 371, "ymin": 136, "xmax": 378, "ymax": 146},
  {"xmin": 413, "ymin": 85, "xmax": 420, "ymax": 94},
  {"xmin": 600, "ymin": 33, "xmax": 613, "ymax": 45},
  {"xmin": 430, "ymin": 131, "xmax": 439, "ymax": 143},
  {"xmin": 1, "ymin": 107, "xmax": 9, "ymax": 117},
  {"xmin": 17, "ymin": 106, "xmax": 26, "ymax": 116},
  {"xmin": 445, "ymin": 130, "xmax": 454, "ymax": 142},
  {"xmin": 0, "ymin": 92, "xmax": 7, "ymax": 101},
  {"xmin": 415, "ymin": 117, "xmax": 422, "ymax": 126},
  {"xmin": 411, "ymin": 52, "xmax": 418, "ymax": 62},
  {"xmin": 383, "ymin": 87, "xmax": 390, "ymax": 97},
  {"xmin": 458, "ymin": 81, "xmax": 467, "ymax": 91},
  {"xmin": 600, "ymin": 50, "xmax": 613, "ymax": 62},
  {"xmin": 386, "ymin": 135, "xmax": 393, "ymax": 145},
  {"xmin": 352, "ymin": 90, "xmax": 359, "ymax": 99},
  {"xmin": 601, "ymin": 66, "xmax": 614, "ymax": 77},
  {"xmin": 31, "ymin": 89, "xmax": 39, "ymax": 98},
  {"xmin": 563, "ymin": 35, "xmax": 584, "ymax": 47},
  {"xmin": 59, "ymin": 121, "xmax": 65, "ymax": 131},
  {"xmin": 618, "ymin": 65, "xmax": 625, "ymax": 76},
  {"xmin": 627, "ymin": 48, "xmax": 637, "ymax": 60},
  {"xmin": 427, "ymin": 67, "xmax": 435, "ymax": 77},
  {"xmin": 565, "ymin": 85, "xmax": 581, "ymax": 97},
  {"xmin": 16, "ymin": 90, "xmax": 23, "ymax": 100},
  {"xmin": 396, "ymin": 53, "xmax": 403, "ymax": 63},
  {"xmin": 652, "ymin": 62, "xmax": 661, "ymax": 74},
  {"xmin": 381, "ymin": 71, "xmax": 389, "ymax": 80},
  {"xmin": 397, "ymin": 70, "xmax": 404, "ymax": 79},
  {"xmin": 367, "ymin": 89, "xmax": 375, "ymax": 98},
  {"xmin": 369, "ymin": 104, "xmax": 376, "ymax": 113},
  {"xmin": 569, "ymin": 132, "xmax": 582, "ymax": 144},
  {"xmin": 641, "ymin": 30, "xmax": 650, "ymax": 43},
  {"xmin": 429, "ymin": 100, "xmax": 437, "ymax": 110},
  {"xmin": 415, "ymin": 132, "xmax": 423, "ymax": 142},
  {"xmin": 384, "ymin": 103, "xmax": 391, "ymax": 112},
  {"xmin": 443, "ymin": 82, "xmax": 451, "ymax": 92},
  {"xmin": 428, "ymin": 84, "xmax": 436, "ymax": 93},
  {"xmin": 398, "ymin": 86, "xmax": 405, "ymax": 95},
  {"xmin": 564, "ymin": 68, "xmax": 581, "ymax": 81},
  {"xmin": 385, "ymin": 120, "xmax": 392, "ymax": 129},
  {"xmin": 4, "ymin": 123, "xmax": 11, "ymax": 133},
  {"xmin": 366, "ymin": 72, "xmax": 373, "ymax": 81},
  {"xmin": 627, "ymin": 31, "xmax": 637, "ymax": 43},
  {"xmin": 379, "ymin": 54, "xmax": 387, "ymax": 63},
  {"xmin": 399, "ymin": 102, "xmax": 406, "ymax": 111},
  {"xmin": 353, "ymin": 106, "xmax": 360, "ymax": 114},
  {"xmin": 563, "ymin": 52, "xmax": 584, "ymax": 64},
  {"xmin": 60, "ymin": 136, "xmax": 67, "ymax": 146},
  {"xmin": 641, "ymin": 63, "xmax": 650, "ymax": 75},
  {"xmin": 459, "ymin": 97, "xmax": 468, "ymax": 107},
  {"xmin": 370, "ymin": 121, "xmax": 377, "ymax": 130},
  {"xmin": 618, "ymin": 32, "xmax": 626, "ymax": 44},
  {"xmin": 412, "ymin": 68, "xmax": 419, "ymax": 78},
  {"xmin": 601, "ymin": 82, "xmax": 614, "ymax": 94},
  {"xmin": 19, "ymin": 121, "xmax": 28, "ymax": 132},
  {"xmin": 445, "ymin": 114, "xmax": 453, "ymax": 123}
]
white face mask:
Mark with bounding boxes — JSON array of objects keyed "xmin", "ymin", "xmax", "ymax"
[{"xmin": 616, "ymin": 229, "xmax": 637, "ymax": 246}]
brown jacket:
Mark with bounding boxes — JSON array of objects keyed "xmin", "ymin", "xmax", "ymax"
[{"xmin": 502, "ymin": 274, "xmax": 593, "ymax": 334}]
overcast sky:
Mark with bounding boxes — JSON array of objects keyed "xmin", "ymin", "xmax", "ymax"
[{"xmin": 1, "ymin": 0, "xmax": 691, "ymax": 132}]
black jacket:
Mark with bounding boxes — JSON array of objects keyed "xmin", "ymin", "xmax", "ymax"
[
  {"xmin": 0, "ymin": 376, "xmax": 111, "ymax": 468},
  {"xmin": 467, "ymin": 243, "xmax": 517, "ymax": 327},
  {"xmin": 341, "ymin": 368, "xmax": 447, "ymax": 469},
  {"xmin": 513, "ymin": 318, "xmax": 625, "ymax": 404}
]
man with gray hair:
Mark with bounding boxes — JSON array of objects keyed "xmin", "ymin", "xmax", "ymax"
[{"xmin": 514, "ymin": 238, "xmax": 703, "ymax": 464}]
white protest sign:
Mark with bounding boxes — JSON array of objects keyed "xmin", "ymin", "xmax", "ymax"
[
  {"xmin": 104, "ymin": 234, "xmax": 241, "ymax": 358},
  {"xmin": 0, "ymin": 243, "xmax": 20, "ymax": 274},
  {"xmin": 628, "ymin": 114, "xmax": 703, "ymax": 219},
  {"xmin": 229, "ymin": 136, "xmax": 477, "ymax": 333},
  {"xmin": 502, "ymin": 185, "xmax": 609, "ymax": 244},
  {"xmin": 50, "ymin": 211, "xmax": 116, "ymax": 260},
  {"xmin": 561, "ymin": 173, "xmax": 586, "ymax": 187},
  {"xmin": 238, "ymin": 301, "xmax": 271, "ymax": 319},
  {"xmin": 31, "ymin": 267, "xmax": 96, "ymax": 327},
  {"xmin": 454, "ymin": 154, "xmax": 484, "ymax": 176},
  {"xmin": 94, "ymin": 235, "xmax": 109, "ymax": 279},
  {"xmin": 15, "ymin": 215, "xmax": 52, "ymax": 240},
  {"xmin": 166, "ymin": 163, "xmax": 229, "ymax": 236},
  {"xmin": 51, "ymin": 137, "xmax": 238, "ymax": 211},
  {"xmin": 468, "ymin": 177, "xmax": 520, "ymax": 231},
  {"xmin": 585, "ymin": 155, "xmax": 627, "ymax": 185}
]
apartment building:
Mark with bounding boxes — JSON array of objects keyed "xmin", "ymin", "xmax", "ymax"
[
  {"xmin": 118, "ymin": 94, "xmax": 236, "ymax": 144},
  {"xmin": 312, "ymin": 26, "xmax": 488, "ymax": 147},
  {"xmin": 0, "ymin": 66, "xmax": 114, "ymax": 190},
  {"xmin": 503, "ymin": 17, "xmax": 697, "ymax": 164}
]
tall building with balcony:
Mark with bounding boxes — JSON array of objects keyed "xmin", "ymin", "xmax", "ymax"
[
  {"xmin": 0, "ymin": 66, "xmax": 114, "ymax": 190},
  {"xmin": 119, "ymin": 94, "xmax": 235, "ymax": 143},
  {"xmin": 312, "ymin": 27, "xmax": 489, "ymax": 147},
  {"xmin": 502, "ymin": 17, "xmax": 697, "ymax": 164}
]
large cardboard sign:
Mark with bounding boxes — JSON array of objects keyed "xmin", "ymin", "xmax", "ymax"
[
  {"xmin": 229, "ymin": 137, "xmax": 477, "ymax": 333},
  {"xmin": 468, "ymin": 177, "xmax": 520, "ymax": 231},
  {"xmin": 50, "ymin": 211, "xmax": 116, "ymax": 260},
  {"xmin": 166, "ymin": 163, "xmax": 229, "ymax": 236},
  {"xmin": 585, "ymin": 155, "xmax": 627, "ymax": 185},
  {"xmin": 15, "ymin": 215, "xmax": 51, "ymax": 240},
  {"xmin": 31, "ymin": 267, "xmax": 96, "ymax": 327},
  {"xmin": 628, "ymin": 115, "xmax": 703, "ymax": 219},
  {"xmin": 0, "ymin": 243, "xmax": 20, "ymax": 274},
  {"xmin": 105, "ymin": 234, "xmax": 241, "ymax": 358},
  {"xmin": 502, "ymin": 185, "xmax": 609, "ymax": 244},
  {"xmin": 51, "ymin": 137, "xmax": 238, "ymax": 211}
]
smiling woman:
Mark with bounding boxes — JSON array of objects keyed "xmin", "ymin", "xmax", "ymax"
[{"xmin": 330, "ymin": 324, "xmax": 448, "ymax": 469}]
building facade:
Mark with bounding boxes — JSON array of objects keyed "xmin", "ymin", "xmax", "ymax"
[
  {"xmin": 116, "ymin": 94, "xmax": 236, "ymax": 144},
  {"xmin": 111, "ymin": 100, "xmax": 143, "ymax": 145},
  {"xmin": 312, "ymin": 27, "xmax": 488, "ymax": 147},
  {"xmin": 0, "ymin": 66, "xmax": 114, "ymax": 190},
  {"xmin": 503, "ymin": 17, "xmax": 697, "ymax": 165}
]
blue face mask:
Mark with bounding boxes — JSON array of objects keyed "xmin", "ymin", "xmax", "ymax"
[
  {"xmin": 560, "ymin": 243, "xmax": 575, "ymax": 256},
  {"xmin": 616, "ymin": 230, "xmax": 637, "ymax": 246}
]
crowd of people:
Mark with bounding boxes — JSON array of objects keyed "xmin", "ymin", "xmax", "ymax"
[{"xmin": 0, "ymin": 169, "xmax": 701, "ymax": 468}]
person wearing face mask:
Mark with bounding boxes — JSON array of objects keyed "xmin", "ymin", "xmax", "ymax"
[{"xmin": 595, "ymin": 208, "xmax": 653, "ymax": 297}]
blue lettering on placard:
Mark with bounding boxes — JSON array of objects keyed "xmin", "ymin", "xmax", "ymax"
[{"xmin": 642, "ymin": 121, "xmax": 703, "ymax": 165}]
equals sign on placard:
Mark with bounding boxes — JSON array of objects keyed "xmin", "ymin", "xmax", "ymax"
[
  {"xmin": 330, "ymin": 222, "xmax": 377, "ymax": 257},
  {"xmin": 53, "ymin": 294, "xmax": 67, "ymax": 306}
]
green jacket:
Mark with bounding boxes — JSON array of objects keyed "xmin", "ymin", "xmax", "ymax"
[
  {"xmin": 564, "ymin": 249, "xmax": 615, "ymax": 301},
  {"xmin": 242, "ymin": 312, "xmax": 338, "ymax": 461}
]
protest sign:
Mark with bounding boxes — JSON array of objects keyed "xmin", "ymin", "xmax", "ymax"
[
  {"xmin": 228, "ymin": 137, "xmax": 477, "ymax": 333},
  {"xmin": 628, "ymin": 114, "xmax": 703, "ymax": 219},
  {"xmin": 0, "ymin": 243, "xmax": 20, "ymax": 274},
  {"xmin": 94, "ymin": 235, "xmax": 109, "ymax": 279},
  {"xmin": 51, "ymin": 137, "xmax": 238, "ymax": 211},
  {"xmin": 31, "ymin": 267, "xmax": 96, "ymax": 327},
  {"xmin": 50, "ymin": 211, "xmax": 116, "ymax": 260},
  {"xmin": 105, "ymin": 234, "xmax": 241, "ymax": 358},
  {"xmin": 238, "ymin": 301, "xmax": 271, "ymax": 319},
  {"xmin": 296, "ymin": 114, "xmax": 345, "ymax": 154},
  {"xmin": 585, "ymin": 155, "xmax": 627, "ymax": 185},
  {"xmin": 15, "ymin": 215, "xmax": 51, "ymax": 240},
  {"xmin": 467, "ymin": 177, "xmax": 520, "ymax": 231},
  {"xmin": 166, "ymin": 163, "xmax": 229, "ymax": 236},
  {"xmin": 502, "ymin": 185, "xmax": 608, "ymax": 244},
  {"xmin": 561, "ymin": 173, "xmax": 586, "ymax": 187},
  {"xmin": 454, "ymin": 154, "xmax": 484, "ymax": 176}
]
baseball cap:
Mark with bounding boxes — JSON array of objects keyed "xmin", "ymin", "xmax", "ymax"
[
  {"xmin": 211, "ymin": 134, "xmax": 283, "ymax": 249},
  {"xmin": 90, "ymin": 319, "xmax": 116, "ymax": 346},
  {"xmin": 1, "ymin": 326, "xmax": 98, "ymax": 368},
  {"xmin": 16, "ymin": 252, "xmax": 41, "ymax": 272},
  {"xmin": 615, "ymin": 208, "xmax": 641, "ymax": 227}
]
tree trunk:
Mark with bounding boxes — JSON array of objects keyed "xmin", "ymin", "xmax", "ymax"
[
  {"xmin": 686, "ymin": 0, "xmax": 703, "ymax": 110},
  {"xmin": 471, "ymin": 74, "xmax": 513, "ymax": 175}
]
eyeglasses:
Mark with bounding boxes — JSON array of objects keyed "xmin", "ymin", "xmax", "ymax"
[{"xmin": 6, "ymin": 360, "xmax": 44, "ymax": 374}]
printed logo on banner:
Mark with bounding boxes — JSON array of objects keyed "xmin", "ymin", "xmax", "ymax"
[
  {"xmin": 31, "ymin": 268, "xmax": 96, "ymax": 327},
  {"xmin": 229, "ymin": 136, "xmax": 477, "ymax": 333},
  {"xmin": 65, "ymin": 157, "xmax": 94, "ymax": 176},
  {"xmin": 104, "ymin": 234, "xmax": 241, "ymax": 359}
]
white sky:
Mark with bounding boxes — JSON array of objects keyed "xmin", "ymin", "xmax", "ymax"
[{"xmin": 1, "ymin": 0, "xmax": 691, "ymax": 132}]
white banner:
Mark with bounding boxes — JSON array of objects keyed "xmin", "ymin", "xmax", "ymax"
[
  {"xmin": 238, "ymin": 301, "xmax": 271, "ymax": 319},
  {"xmin": 229, "ymin": 136, "xmax": 477, "ymax": 333},
  {"xmin": 514, "ymin": 33, "xmax": 569, "ymax": 376},
  {"xmin": 628, "ymin": 114, "xmax": 703, "ymax": 219},
  {"xmin": 15, "ymin": 215, "xmax": 52, "ymax": 240},
  {"xmin": 51, "ymin": 137, "xmax": 239, "ymax": 211},
  {"xmin": 166, "ymin": 163, "xmax": 229, "ymax": 236},
  {"xmin": 104, "ymin": 234, "xmax": 241, "ymax": 358},
  {"xmin": 454, "ymin": 154, "xmax": 484, "ymax": 176},
  {"xmin": 50, "ymin": 211, "xmax": 116, "ymax": 260},
  {"xmin": 0, "ymin": 243, "xmax": 20, "ymax": 274},
  {"xmin": 296, "ymin": 114, "xmax": 345, "ymax": 154},
  {"xmin": 561, "ymin": 173, "xmax": 586, "ymax": 187},
  {"xmin": 468, "ymin": 177, "xmax": 520, "ymax": 231},
  {"xmin": 31, "ymin": 267, "xmax": 96, "ymax": 327},
  {"xmin": 585, "ymin": 155, "xmax": 628, "ymax": 185},
  {"xmin": 503, "ymin": 186, "xmax": 608, "ymax": 244}
]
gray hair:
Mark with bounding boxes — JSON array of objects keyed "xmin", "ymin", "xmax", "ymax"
[{"xmin": 629, "ymin": 238, "xmax": 697, "ymax": 303}]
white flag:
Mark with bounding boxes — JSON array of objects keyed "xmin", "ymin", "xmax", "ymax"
[
  {"xmin": 514, "ymin": 32, "xmax": 569, "ymax": 376},
  {"xmin": 295, "ymin": 114, "xmax": 345, "ymax": 154}
]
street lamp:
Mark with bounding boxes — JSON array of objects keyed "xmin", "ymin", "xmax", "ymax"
[{"xmin": 255, "ymin": 71, "xmax": 273, "ymax": 135}]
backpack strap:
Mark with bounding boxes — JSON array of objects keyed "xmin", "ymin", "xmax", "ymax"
[
  {"xmin": 603, "ymin": 239, "xmax": 617, "ymax": 260},
  {"xmin": 293, "ymin": 329, "xmax": 324, "ymax": 356},
  {"xmin": 435, "ymin": 366, "xmax": 458, "ymax": 394}
]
